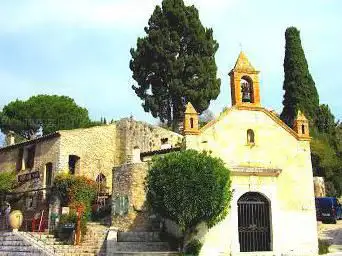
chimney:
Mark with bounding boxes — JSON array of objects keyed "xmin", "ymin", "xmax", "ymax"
[{"xmin": 6, "ymin": 131, "xmax": 15, "ymax": 146}]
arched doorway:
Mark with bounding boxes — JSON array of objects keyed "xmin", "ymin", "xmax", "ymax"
[{"xmin": 238, "ymin": 192, "xmax": 271, "ymax": 252}]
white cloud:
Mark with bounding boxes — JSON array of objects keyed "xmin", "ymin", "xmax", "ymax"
[
  {"xmin": 0, "ymin": 0, "xmax": 236, "ymax": 32},
  {"xmin": 0, "ymin": 0, "xmax": 161, "ymax": 32}
]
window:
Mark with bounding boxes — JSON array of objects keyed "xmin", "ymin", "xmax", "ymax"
[
  {"xmin": 68, "ymin": 155, "xmax": 80, "ymax": 175},
  {"xmin": 190, "ymin": 117, "xmax": 194, "ymax": 128},
  {"xmin": 301, "ymin": 124, "xmax": 305, "ymax": 134},
  {"xmin": 25, "ymin": 145, "xmax": 36, "ymax": 169},
  {"xmin": 45, "ymin": 162, "xmax": 53, "ymax": 187},
  {"xmin": 247, "ymin": 129, "xmax": 255, "ymax": 144},
  {"xmin": 16, "ymin": 148, "xmax": 24, "ymax": 171}
]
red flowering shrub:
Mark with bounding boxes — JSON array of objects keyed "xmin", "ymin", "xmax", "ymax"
[{"xmin": 53, "ymin": 173, "xmax": 97, "ymax": 217}]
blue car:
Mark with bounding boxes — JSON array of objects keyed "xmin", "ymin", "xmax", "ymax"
[{"xmin": 315, "ymin": 197, "xmax": 342, "ymax": 224}]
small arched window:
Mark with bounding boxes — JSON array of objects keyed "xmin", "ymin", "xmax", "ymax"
[
  {"xmin": 301, "ymin": 124, "xmax": 305, "ymax": 134},
  {"xmin": 247, "ymin": 129, "xmax": 255, "ymax": 144},
  {"xmin": 190, "ymin": 117, "xmax": 194, "ymax": 128}
]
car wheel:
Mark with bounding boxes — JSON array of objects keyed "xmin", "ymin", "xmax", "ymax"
[{"xmin": 332, "ymin": 219, "xmax": 337, "ymax": 224}]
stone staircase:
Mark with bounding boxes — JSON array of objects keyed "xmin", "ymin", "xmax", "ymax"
[
  {"xmin": 107, "ymin": 231, "xmax": 179, "ymax": 256},
  {"xmin": 25, "ymin": 222, "xmax": 109, "ymax": 255},
  {"xmin": 0, "ymin": 231, "xmax": 51, "ymax": 255}
]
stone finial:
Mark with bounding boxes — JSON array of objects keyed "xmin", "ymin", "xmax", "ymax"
[
  {"xmin": 183, "ymin": 102, "xmax": 199, "ymax": 135},
  {"xmin": 293, "ymin": 110, "xmax": 310, "ymax": 138}
]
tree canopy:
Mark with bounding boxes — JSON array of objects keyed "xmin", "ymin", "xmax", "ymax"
[
  {"xmin": 130, "ymin": 0, "xmax": 221, "ymax": 130},
  {"xmin": 0, "ymin": 95, "xmax": 92, "ymax": 140},
  {"xmin": 280, "ymin": 27, "xmax": 319, "ymax": 127},
  {"xmin": 279, "ymin": 27, "xmax": 342, "ymax": 196},
  {"xmin": 145, "ymin": 150, "xmax": 231, "ymax": 250}
]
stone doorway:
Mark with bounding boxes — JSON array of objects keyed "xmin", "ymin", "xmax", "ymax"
[{"xmin": 237, "ymin": 192, "xmax": 271, "ymax": 252}]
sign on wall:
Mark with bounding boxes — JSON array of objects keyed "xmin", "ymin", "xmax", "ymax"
[{"xmin": 17, "ymin": 171, "xmax": 40, "ymax": 183}]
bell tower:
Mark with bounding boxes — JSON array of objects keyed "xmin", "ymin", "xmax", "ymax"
[
  {"xmin": 228, "ymin": 51, "xmax": 261, "ymax": 107},
  {"xmin": 183, "ymin": 102, "xmax": 199, "ymax": 135},
  {"xmin": 293, "ymin": 110, "xmax": 310, "ymax": 138}
]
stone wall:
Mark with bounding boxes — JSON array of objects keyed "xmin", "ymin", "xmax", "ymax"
[
  {"xmin": 58, "ymin": 124, "xmax": 117, "ymax": 193},
  {"xmin": 112, "ymin": 162, "xmax": 151, "ymax": 231},
  {"xmin": 0, "ymin": 147, "xmax": 21, "ymax": 172},
  {"xmin": 115, "ymin": 118, "xmax": 183, "ymax": 163},
  {"xmin": 0, "ymin": 137, "xmax": 60, "ymax": 192},
  {"xmin": 0, "ymin": 137, "xmax": 60, "ymax": 223}
]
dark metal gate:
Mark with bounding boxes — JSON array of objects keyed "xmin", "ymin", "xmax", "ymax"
[{"xmin": 238, "ymin": 192, "xmax": 271, "ymax": 252}]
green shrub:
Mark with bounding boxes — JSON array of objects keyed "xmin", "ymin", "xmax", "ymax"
[
  {"xmin": 0, "ymin": 171, "xmax": 16, "ymax": 193},
  {"xmin": 318, "ymin": 239, "xmax": 330, "ymax": 255},
  {"xmin": 146, "ymin": 150, "xmax": 232, "ymax": 250},
  {"xmin": 184, "ymin": 239, "xmax": 202, "ymax": 255}
]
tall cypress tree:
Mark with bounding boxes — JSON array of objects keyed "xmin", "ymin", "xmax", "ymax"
[
  {"xmin": 280, "ymin": 27, "xmax": 319, "ymax": 127},
  {"xmin": 130, "ymin": 0, "xmax": 221, "ymax": 130}
]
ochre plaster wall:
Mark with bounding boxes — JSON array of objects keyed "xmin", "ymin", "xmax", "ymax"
[{"xmin": 186, "ymin": 107, "xmax": 318, "ymax": 256}]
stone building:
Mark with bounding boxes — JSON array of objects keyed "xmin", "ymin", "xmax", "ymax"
[
  {"xmin": 111, "ymin": 52, "xmax": 318, "ymax": 255},
  {"xmin": 0, "ymin": 118, "xmax": 182, "ymax": 223}
]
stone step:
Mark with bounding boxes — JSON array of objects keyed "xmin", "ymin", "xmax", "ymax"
[
  {"xmin": 114, "ymin": 242, "xmax": 170, "ymax": 252},
  {"xmin": 118, "ymin": 232, "xmax": 161, "ymax": 242},
  {"xmin": 0, "ymin": 246, "xmax": 42, "ymax": 252},
  {"xmin": 0, "ymin": 252, "xmax": 43, "ymax": 256},
  {"xmin": 0, "ymin": 240, "xmax": 31, "ymax": 246},
  {"xmin": 59, "ymin": 253, "xmax": 96, "ymax": 256},
  {"xmin": 28, "ymin": 233, "xmax": 55, "ymax": 239},
  {"xmin": 0, "ymin": 236, "xmax": 24, "ymax": 241},
  {"xmin": 52, "ymin": 244, "xmax": 100, "ymax": 250},
  {"xmin": 107, "ymin": 252, "xmax": 179, "ymax": 256}
]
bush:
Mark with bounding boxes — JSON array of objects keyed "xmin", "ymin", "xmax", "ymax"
[
  {"xmin": 146, "ymin": 150, "xmax": 232, "ymax": 250},
  {"xmin": 53, "ymin": 173, "xmax": 97, "ymax": 215},
  {"xmin": 318, "ymin": 239, "xmax": 330, "ymax": 255},
  {"xmin": 0, "ymin": 171, "xmax": 16, "ymax": 193},
  {"xmin": 53, "ymin": 174, "xmax": 97, "ymax": 239},
  {"xmin": 184, "ymin": 239, "xmax": 202, "ymax": 255}
]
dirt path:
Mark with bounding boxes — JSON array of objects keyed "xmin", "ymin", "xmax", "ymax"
[{"xmin": 318, "ymin": 220, "xmax": 342, "ymax": 255}]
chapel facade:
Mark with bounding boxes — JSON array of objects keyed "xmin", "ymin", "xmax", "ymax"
[{"xmin": 182, "ymin": 52, "xmax": 317, "ymax": 255}]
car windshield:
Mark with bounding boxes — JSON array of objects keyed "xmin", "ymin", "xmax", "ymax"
[{"xmin": 317, "ymin": 198, "xmax": 333, "ymax": 208}]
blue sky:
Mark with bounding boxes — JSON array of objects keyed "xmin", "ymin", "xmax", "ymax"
[{"xmin": 0, "ymin": 0, "xmax": 341, "ymax": 144}]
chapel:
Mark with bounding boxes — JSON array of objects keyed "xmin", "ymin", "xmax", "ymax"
[{"xmin": 181, "ymin": 51, "xmax": 317, "ymax": 255}]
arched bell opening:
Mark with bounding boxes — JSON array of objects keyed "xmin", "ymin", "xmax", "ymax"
[{"xmin": 241, "ymin": 76, "xmax": 254, "ymax": 103}]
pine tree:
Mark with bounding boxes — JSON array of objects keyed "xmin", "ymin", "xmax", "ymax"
[
  {"xmin": 130, "ymin": 0, "xmax": 221, "ymax": 130},
  {"xmin": 280, "ymin": 27, "xmax": 319, "ymax": 127}
]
